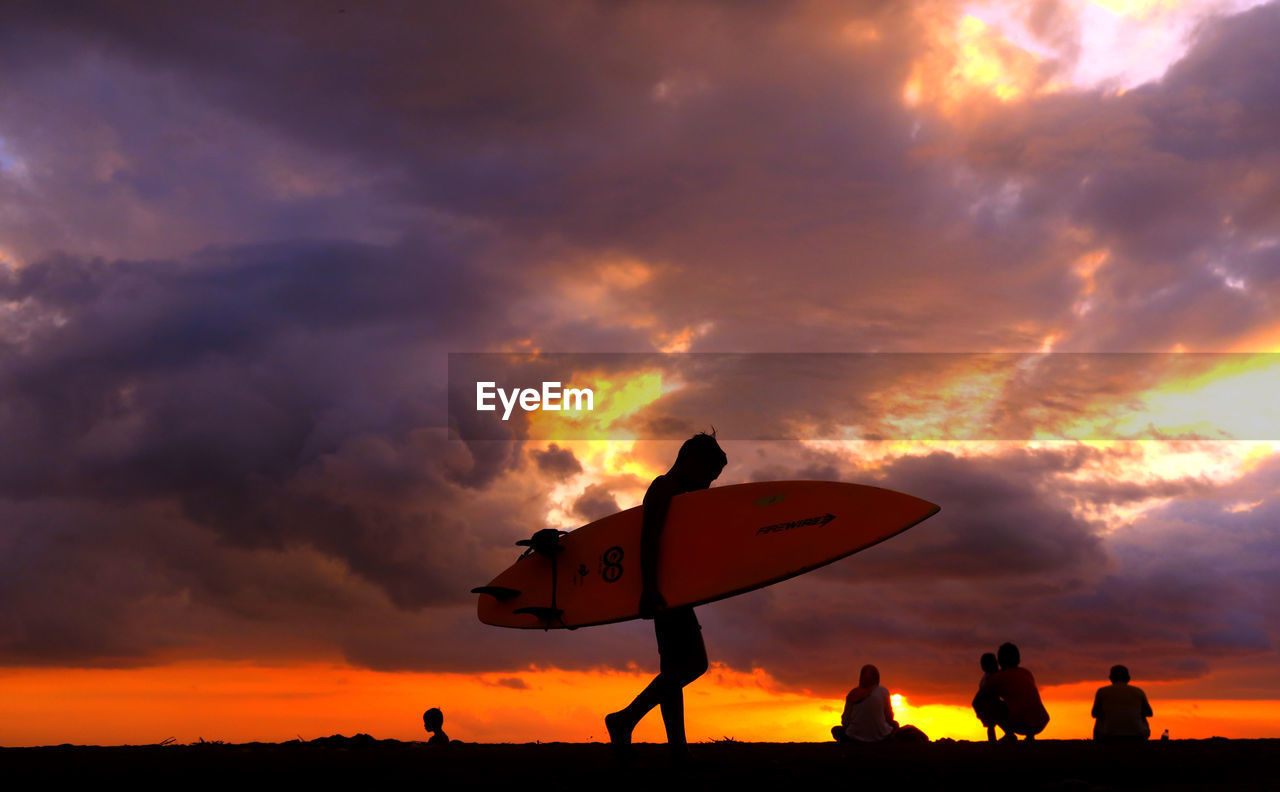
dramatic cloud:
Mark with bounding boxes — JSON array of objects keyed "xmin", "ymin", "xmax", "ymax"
[
  {"xmin": 531, "ymin": 444, "xmax": 583, "ymax": 480},
  {"xmin": 571, "ymin": 483, "xmax": 622, "ymax": 522}
]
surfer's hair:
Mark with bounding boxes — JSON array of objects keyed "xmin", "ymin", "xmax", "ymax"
[
  {"xmin": 997, "ymin": 642, "xmax": 1020, "ymax": 669},
  {"xmin": 1109, "ymin": 665, "xmax": 1130, "ymax": 683},
  {"xmin": 677, "ymin": 430, "xmax": 726, "ymax": 469}
]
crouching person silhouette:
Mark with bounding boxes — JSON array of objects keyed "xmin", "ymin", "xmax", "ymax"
[
  {"xmin": 606, "ymin": 431, "xmax": 727, "ymax": 766},
  {"xmin": 985, "ymin": 642, "xmax": 1050, "ymax": 741}
]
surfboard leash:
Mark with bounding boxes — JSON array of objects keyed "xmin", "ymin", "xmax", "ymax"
[{"xmin": 513, "ymin": 528, "xmax": 571, "ymax": 630}]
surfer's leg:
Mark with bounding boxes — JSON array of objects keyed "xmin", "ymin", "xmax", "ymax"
[
  {"xmin": 610, "ymin": 608, "xmax": 708, "ymax": 757},
  {"xmin": 607, "ymin": 669, "xmax": 685, "ymax": 761},
  {"xmin": 606, "ymin": 611, "xmax": 680, "ymax": 752},
  {"xmin": 606, "ymin": 705, "xmax": 640, "ymax": 754},
  {"xmin": 655, "ymin": 608, "xmax": 706, "ymax": 761},
  {"xmin": 657, "ymin": 608, "xmax": 707, "ymax": 683},
  {"xmin": 611, "ymin": 675, "xmax": 665, "ymax": 724},
  {"xmin": 659, "ymin": 688, "xmax": 689, "ymax": 756}
]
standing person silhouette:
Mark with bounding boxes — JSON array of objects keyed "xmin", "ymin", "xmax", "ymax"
[{"xmin": 606, "ymin": 431, "xmax": 727, "ymax": 765}]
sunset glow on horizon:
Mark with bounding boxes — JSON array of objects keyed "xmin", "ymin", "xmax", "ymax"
[{"xmin": 4, "ymin": 661, "xmax": 1278, "ymax": 747}]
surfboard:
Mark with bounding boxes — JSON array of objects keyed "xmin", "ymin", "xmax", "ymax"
[{"xmin": 474, "ymin": 480, "xmax": 939, "ymax": 630}]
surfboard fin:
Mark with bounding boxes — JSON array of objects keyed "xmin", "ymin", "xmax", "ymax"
[
  {"xmin": 513, "ymin": 605, "xmax": 565, "ymax": 624},
  {"xmin": 471, "ymin": 585, "xmax": 521, "ymax": 600},
  {"xmin": 513, "ymin": 529, "xmax": 573, "ymax": 630}
]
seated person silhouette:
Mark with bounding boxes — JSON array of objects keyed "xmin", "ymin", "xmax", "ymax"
[
  {"xmin": 1092, "ymin": 665, "xmax": 1153, "ymax": 742},
  {"xmin": 606, "ymin": 431, "xmax": 727, "ymax": 765},
  {"xmin": 423, "ymin": 707, "xmax": 450, "ymax": 745},
  {"xmin": 831, "ymin": 664, "xmax": 928, "ymax": 744},
  {"xmin": 983, "ymin": 642, "xmax": 1050, "ymax": 741},
  {"xmin": 972, "ymin": 652, "xmax": 1005, "ymax": 742}
]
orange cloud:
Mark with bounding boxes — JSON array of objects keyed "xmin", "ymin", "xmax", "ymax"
[{"xmin": 905, "ymin": 6, "xmax": 1058, "ymax": 115}]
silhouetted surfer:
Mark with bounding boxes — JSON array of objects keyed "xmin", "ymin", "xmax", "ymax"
[{"xmin": 606, "ymin": 431, "xmax": 727, "ymax": 765}]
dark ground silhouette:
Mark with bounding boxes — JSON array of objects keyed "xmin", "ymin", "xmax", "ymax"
[{"xmin": 1, "ymin": 737, "xmax": 1276, "ymax": 789}]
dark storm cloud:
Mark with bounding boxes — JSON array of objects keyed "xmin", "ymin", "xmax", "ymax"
[
  {"xmin": 5, "ymin": 1, "xmax": 1279, "ymax": 357},
  {"xmin": 1144, "ymin": 4, "xmax": 1280, "ymax": 160},
  {"xmin": 0, "ymin": 496, "xmax": 396, "ymax": 665},
  {"xmin": 0, "ymin": 237, "xmax": 511, "ymax": 499},
  {"xmin": 19, "ymin": 0, "xmax": 884, "ymax": 250},
  {"xmin": 571, "ymin": 483, "xmax": 621, "ymax": 522},
  {"xmin": 0, "ymin": 489, "xmax": 658, "ymax": 671},
  {"xmin": 0, "ymin": 236, "xmax": 553, "ymax": 663},
  {"xmin": 3, "ymin": 0, "xmax": 1080, "ymax": 354},
  {"xmin": 851, "ymin": 448, "xmax": 1108, "ymax": 581},
  {"xmin": 0, "ymin": 43, "xmax": 411, "ymax": 264},
  {"xmin": 530, "ymin": 444, "xmax": 583, "ymax": 480}
]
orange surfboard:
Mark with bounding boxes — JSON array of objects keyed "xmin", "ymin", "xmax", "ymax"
[{"xmin": 474, "ymin": 481, "xmax": 939, "ymax": 629}]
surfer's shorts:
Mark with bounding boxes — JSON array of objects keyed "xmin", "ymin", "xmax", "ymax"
[{"xmin": 654, "ymin": 607, "xmax": 707, "ymax": 679}]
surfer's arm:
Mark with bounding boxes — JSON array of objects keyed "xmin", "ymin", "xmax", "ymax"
[{"xmin": 639, "ymin": 478, "xmax": 674, "ymax": 617}]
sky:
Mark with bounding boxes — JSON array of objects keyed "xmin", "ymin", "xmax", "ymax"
[{"xmin": 2, "ymin": 0, "xmax": 1280, "ymax": 746}]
